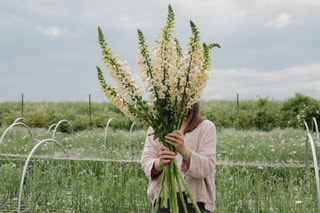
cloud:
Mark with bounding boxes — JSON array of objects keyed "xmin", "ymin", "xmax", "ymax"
[
  {"xmin": 266, "ymin": 13, "xmax": 292, "ymax": 28},
  {"xmin": 40, "ymin": 26, "xmax": 67, "ymax": 37},
  {"xmin": 203, "ymin": 62, "xmax": 320, "ymax": 100},
  {"xmin": 264, "ymin": 0, "xmax": 320, "ymax": 7},
  {"xmin": 0, "ymin": 0, "xmax": 320, "ymax": 102}
]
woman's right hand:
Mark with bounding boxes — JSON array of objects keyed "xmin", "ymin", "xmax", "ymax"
[{"xmin": 153, "ymin": 145, "xmax": 176, "ymax": 172}]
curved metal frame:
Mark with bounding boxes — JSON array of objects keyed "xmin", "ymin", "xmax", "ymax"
[
  {"xmin": 52, "ymin": 119, "xmax": 73, "ymax": 139},
  {"xmin": 129, "ymin": 122, "xmax": 136, "ymax": 160},
  {"xmin": 9, "ymin": 117, "xmax": 28, "ymax": 137},
  {"xmin": 104, "ymin": 117, "xmax": 119, "ymax": 149},
  {"xmin": 13, "ymin": 117, "xmax": 27, "ymax": 124},
  {"xmin": 304, "ymin": 121, "xmax": 311, "ymax": 168},
  {"xmin": 47, "ymin": 123, "xmax": 57, "ymax": 133},
  {"xmin": 307, "ymin": 133, "xmax": 320, "ymax": 213},
  {"xmin": 313, "ymin": 117, "xmax": 319, "ymax": 144},
  {"xmin": 304, "ymin": 121, "xmax": 310, "ymax": 134},
  {"xmin": 129, "ymin": 122, "xmax": 136, "ymax": 137},
  {"xmin": 0, "ymin": 122, "xmax": 33, "ymax": 146},
  {"xmin": 17, "ymin": 138, "xmax": 72, "ymax": 213},
  {"xmin": 304, "ymin": 121, "xmax": 320, "ymax": 213}
]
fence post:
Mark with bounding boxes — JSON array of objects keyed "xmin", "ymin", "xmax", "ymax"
[
  {"xmin": 21, "ymin": 93, "xmax": 24, "ymax": 117},
  {"xmin": 89, "ymin": 94, "xmax": 93, "ymax": 126}
]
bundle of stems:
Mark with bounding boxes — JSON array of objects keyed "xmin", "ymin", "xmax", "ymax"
[{"xmin": 154, "ymin": 158, "xmax": 200, "ymax": 213}]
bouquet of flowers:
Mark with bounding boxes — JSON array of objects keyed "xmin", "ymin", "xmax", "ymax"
[{"xmin": 96, "ymin": 5, "xmax": 220, "ymax": 213}]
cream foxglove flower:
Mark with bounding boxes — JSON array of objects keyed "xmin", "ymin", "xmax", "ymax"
[{"xmin": 96, "ymin": 5, "xmax": 220, "ymax": 213}]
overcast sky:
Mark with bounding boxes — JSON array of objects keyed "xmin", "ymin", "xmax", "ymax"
[{"xmin": 1, "ymin": 0, "xmax": 320, "ymax": 102}]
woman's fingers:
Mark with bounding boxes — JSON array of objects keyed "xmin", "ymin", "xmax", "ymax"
[
  {"xmin": 158, "ymin": 145, "xmax": 175, "ymax": 167},
  {"xmin": 165, "ymin": 131, "xmax": 183, "ymax": 144},
  {"xmin": 159, "ymin": 146, "xmax": 174, "ymax": 155},
  {"xmin": 159, "ymin": 150, "xmax": 175, "ymax": 159},
  {"xmin": 160, "ymin": 156, "xmax": 174, "ymax": 166},
  {"xmin": 164, "ymin": 130, "xmax": 187, "ymax": 156},
  {"xmin": 160, "ymin": 145, "xmax": 169, "ymax": 151}
]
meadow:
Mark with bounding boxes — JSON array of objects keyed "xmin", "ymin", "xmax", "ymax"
[{"xmin": 1, "ymin": 124, "xmax": 319, "ymax": 212}]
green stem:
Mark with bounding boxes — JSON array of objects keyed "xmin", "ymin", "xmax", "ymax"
[
  {"xmin": 154, "ymin": 170, "xmax": 165, "ymax": 212},
  {"xmin": 155, "ymin": 136, "xmax": 201, "ymax": 213},
  {"xmin": 162, "ymin": 170, "xmax": 168, "ymax": 208},
  {"xmin": 170, "ymin": 160, "xmax": 178, "ymax": 213},
  {"xmin": 175, "ymin": 164, "xmax": 188, "ymax": 213},
  {"xmin": 167, "ymin": 166, "xmax": 175, "ymax": 213},
  {"xmin": 174, "ymin": 161, "xmax": 201, "ymax": 213}
]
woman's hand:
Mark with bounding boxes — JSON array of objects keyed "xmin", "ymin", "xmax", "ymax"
[
  {"xmin": 153, "ymin": 145, "xmax": 175, "ymax": 172},
  {"xmin": 165, "ymin": 130, "xmax": 191, "ymax": 164}
]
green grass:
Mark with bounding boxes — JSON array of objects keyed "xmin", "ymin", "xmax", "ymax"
[
  {"xmin": 217, "ymin": 127, "xmax": 311, "ymax": 164},
  {"xmin": 0, "ymin": 126, "xmax": 319, "ymax": 212}
]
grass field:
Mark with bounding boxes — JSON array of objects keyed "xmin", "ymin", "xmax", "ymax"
[{"xmin": 0, "ymin": 125, "xmax": 319, "ymax": 212}]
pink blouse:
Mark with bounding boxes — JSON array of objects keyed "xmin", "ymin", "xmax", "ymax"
[{"xmin": 141, "ymin": 120, "xmax": 216, "ymax": 212}]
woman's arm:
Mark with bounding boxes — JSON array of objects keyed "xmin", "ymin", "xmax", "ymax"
[
  {"xmin": 182, "ymin": 121, "xmax": 216, "ymax": 179},
  {"xmin": 141, "ymin": 127, "xmax": 176, "ymax": 180},
  {"xmin": 141, "ymin": 127, "xmax": 160, "ymax": 180}
]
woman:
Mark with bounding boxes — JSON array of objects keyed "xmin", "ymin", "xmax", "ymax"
[{"xmin": 141, "ymin": 102, "xmax": 216, "ymax": 212}]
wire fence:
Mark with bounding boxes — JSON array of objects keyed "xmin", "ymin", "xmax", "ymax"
[{"xmin": 0, "ymin": 153, "xmax": 317, "ymax": 169}]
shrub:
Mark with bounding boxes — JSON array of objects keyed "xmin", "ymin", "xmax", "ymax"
[
  {"xmin": 280, "ymin": 93, "xmax": 320, "ymax": 129},
  {"xmin": 1, "ymin": 96, "xmax": 319, "ymax": 132},
  {"xmin": 252, "ymin": 97, "xmax": 275, "ymax": 131},
  {"xmin": 234, "ymin": 110, "xmax": 253, "ymax": 130}
]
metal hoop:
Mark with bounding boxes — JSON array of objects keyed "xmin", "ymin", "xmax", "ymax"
[
  {"xmin": 52, "ymin": 119, "xmax": 73, "ymax": 139},
  {"xmin": 104, "ymin": 117, "xmax": 119, "ymax": 149},
  {"xmin": 0, "ymin": 122, "xmax": 33, "ymax": 146},
  {"xmin": 17, "ymin": 138, "xmax": 72, "ymax": 213}
]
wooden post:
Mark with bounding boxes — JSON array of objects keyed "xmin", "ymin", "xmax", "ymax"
[
  {"xmin": 89, "ymin": 94, "xmax": 93, "ymax": 126},
  {"xmin": 21, "ymin": 93, "xmax": 24, "ymax": 117}
]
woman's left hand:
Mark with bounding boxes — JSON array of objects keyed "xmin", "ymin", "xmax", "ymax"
[{"xmin": 165, "ymin": 130, "xmax": 191, "ymax": 164}]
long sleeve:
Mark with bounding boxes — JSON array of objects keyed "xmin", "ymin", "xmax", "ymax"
[
  {"xmin": 141, "ymin": 127, "xmax": 161, "ymax": 180},
  {"xmin": 181, "ymin": 120, "xmax": 216, "ymax": 179},
  {"xmin": 141, "ymin": 127, "xmax": 163, "ymax": 203}
]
